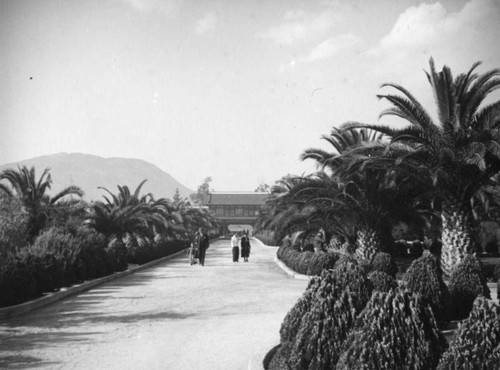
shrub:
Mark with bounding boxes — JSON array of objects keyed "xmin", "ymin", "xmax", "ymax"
[
  {"xmin": 0, "ymin": 257, "xmax": 38, "ymax": 307},
  {"xmin": 0, "ymin": 193, "xmax": 29, "ymax": 256},
  {"xmin": 403, "ymin": 252, "xmax": 449, "ymax": 321},
  {"xmin": 368, "ymin": 271, "xmax": 397, "ymax": 292},
  {"xmin": 448, "ymin": 254, "xmax": 490, "ymax": 320},
  {"xmin": 268, "ymin": 342, "xmax": 293, "ymax": 370},
  {"xmin": 276, "ymin": 244, "xmax": 340, "ymax": 276},
  {"xmin": 306, "ymin": 252, "xmax": 339, "ymax": 276},
  {"xmin": 437, "ymin": 297, "xmax": 500, "ymax": 369},
  {"xmin": 371, "ymin": 252, "xmax": 398, "ymax": 277},
  {"xmin": 336, "ymin": 290, "xmax": 447, "ymax": 370},
  {"xmin": 280, "ymin": 276, "xmax": 322, "ymax": 343},
  {"xmin": 331, "ymin": 260, "xmax": 373, "ymax": 313},
  {"xmin": 289, "ymin": 280, "xmax": 358, "ymax": 370}
]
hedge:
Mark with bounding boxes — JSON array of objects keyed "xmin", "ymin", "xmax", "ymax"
[{"xmin": 276, "ymin": 244, "xmax": 340, "ymax": 276}]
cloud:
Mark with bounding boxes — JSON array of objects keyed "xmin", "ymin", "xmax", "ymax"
[
  {"xmin": 301, "ymin": 34, "xmax": 362, "ymax": 62},
  {"xmin": 116, "ymin": 0, "xmax": 182, "ymax": 15},
  {"xmin": 259, "ymin": 9, "xmax": 338, "ymax": 45},
  {"xmin": 195, "ymin": 12, "xmax": 217, "ymax": 34},
  {"xmin": 369, "ymin": 0, "xmax": 500, "ymax": 59}
]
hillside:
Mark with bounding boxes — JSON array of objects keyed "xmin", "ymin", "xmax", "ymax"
[{"xmin": 0, "ymin": 153, "xmax": 194, "ymax": 202}]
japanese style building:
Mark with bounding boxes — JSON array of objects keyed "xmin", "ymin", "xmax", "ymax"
[{"xmin": 206, "ymin": 191, "xmax": 269, "ymax": 236}]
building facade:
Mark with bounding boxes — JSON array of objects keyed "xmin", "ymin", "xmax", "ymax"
[{"xmin": 206, "ymin": 191, "xmax": 269, "ymax": 236}]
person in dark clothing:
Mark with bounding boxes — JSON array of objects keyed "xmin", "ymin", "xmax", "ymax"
[
  {"xmin": 240, "ymin": 233, "xmax": 251, "ymax": 262},
  {"xmin": 198, "ymin": 228, "xmax": 210, "ymax": 266}
]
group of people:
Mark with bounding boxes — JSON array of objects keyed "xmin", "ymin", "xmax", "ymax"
[
  {"xmin": 190, "ymin": 228, "xmax": 210, "ymax": 266},
  {"xmin": 189, "ymin": 229, "xmax": 252, "ymax": 266},
  {"xmin": 231, "ymin": 232, "xmax": 251, "ymax": 262}
]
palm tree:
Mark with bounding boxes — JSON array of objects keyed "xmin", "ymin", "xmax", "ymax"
[
  {"xmin": 342, "ymin": 58, "xmax": 500, "ymax": 276},
  {"xmin": 301, "ymin": 127, "xmax": 385, "ymax": 173},
  {"xmin": 85, "ymin": 180, "xmax": 182, "ymax": 269},
  {"xmin": 0, "ymin": 165, "xmax": 84, "ymax": 238}
]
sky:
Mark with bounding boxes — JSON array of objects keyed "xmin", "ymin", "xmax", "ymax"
[{"xmin": 1, "ymin": 0, "xmax": 500, "ymax": 192}]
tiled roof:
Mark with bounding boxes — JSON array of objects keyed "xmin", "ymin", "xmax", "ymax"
[{"xmin": 207, "ymin": 192, "xmax": 270, "ymax": 205}]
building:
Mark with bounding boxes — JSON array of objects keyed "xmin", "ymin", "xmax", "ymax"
[{"xmin": 206, "ymin": 191, "xmax": 270, "ymax": 236}]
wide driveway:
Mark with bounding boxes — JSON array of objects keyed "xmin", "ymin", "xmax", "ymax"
[{"xmin": 0, "ymin": 239, "xmax": 308, "ymax": 370}]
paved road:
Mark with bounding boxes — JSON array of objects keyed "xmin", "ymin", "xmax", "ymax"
[{"xmin": 0, "ymin": 239, "xmax": 308, "ymax": 370}]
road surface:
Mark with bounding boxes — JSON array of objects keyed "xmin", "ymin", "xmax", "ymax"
[{"xmin": 0, "ymin": 239, "xmax": 308, "ymax": 370}]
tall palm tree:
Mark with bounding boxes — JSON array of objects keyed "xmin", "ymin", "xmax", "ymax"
[
  {"xmin": 342, "ymin": 58, "xmax": 500, "ymax": 276},
  {"xmin": 0, "ymin": 165, "xmax": 84, "ymax": 238}
]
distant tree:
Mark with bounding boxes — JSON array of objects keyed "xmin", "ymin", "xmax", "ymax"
[
  {"xmin": 172, "ymin": 188, "xmax": 182, "ymax": 206},
  {"xmin": 190, "ymin": 177, "xmax": 212, "ymax": 205},
  {"xmin": 255, "ymin": 183, "xmax": 270, "ymax": 192}
]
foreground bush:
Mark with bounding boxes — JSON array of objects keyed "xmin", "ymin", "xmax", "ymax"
[
  {"xmin": 280, "ymin": 276, "xmax": 322, "ymax": 343},
  {"xmin": 272, "ymin": 264, "xmax": 373, "ymax": 370},
  {"xmin": 438, "ymin": 297, "xmax": 500, "ymax": 369},
  {"xmin": 337, "ymin": 290, "xmax": 447, "ymax": 370},
  {"xmin": 448, "ymin": 254, "xmax": 490, "ymax": 320},
  {"xmin": 403, "ymin": 252, "xmax": 449, "ymax": 321},
  {"xmin": 289, "ymin": 279, "xmax": 358, "ymax": 369}
]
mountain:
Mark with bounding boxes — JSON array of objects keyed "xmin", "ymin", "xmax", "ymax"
[{"xmin": 0, "ymin": 153, "xmax": 194, "ymax": 202}]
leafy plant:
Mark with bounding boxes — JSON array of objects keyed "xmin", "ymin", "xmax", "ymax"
[
  {"xmin": 448, "ymin": 254, "xmax": 491, "ymax": 320},
  {"xmin": 337, "ymin": 290, "xmax": 447, "ymax": 370},
  {"xmin": 438, "ymin": 297, "xmax": 500, "ymax": 369},
  {"xmin": 371, "ymin": 252, "xmax": 398, "ymax": 277},
  {"xmin": 368, "ymin": 271, "xmax": 397, "ymax": 292},
  {"xmin": 403, "ymin": 252, "xmax": 450, "ymax": 321}
]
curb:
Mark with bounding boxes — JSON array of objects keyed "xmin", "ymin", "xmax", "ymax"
[
  {"xmin": 251, "ymin": 237, "xmax": 309, "ymax": 280},
  {"xmin": 0, "ymin": 249, "xmax": 188, "ymax": 320},
  {"xmin": 273, "ymin": 256, "xmax": 310, "ymax": 280}
]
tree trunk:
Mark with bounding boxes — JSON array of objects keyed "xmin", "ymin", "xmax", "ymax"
[
  {"xmin": 355, "ymin": 228, "xmax": 382, "ymax": 264},
  {"xmin": 440, "ymin": 201, "xmax": 476, "ymax": 278}
]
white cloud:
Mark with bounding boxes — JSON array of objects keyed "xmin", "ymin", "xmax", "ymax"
[
  {"xmin": 116, "ymin": 0, "xmax": 182, "ymax": 15},
  {"xmin": 195, "ymin": 12, "xmax": 217, "ymax": 34},
  {"xmin": 259, "ymin": 9, "xmax": 338, "ymax": 45},
  {"xmin": 369, "ymin": 0, "xmax": 500, "ymax": 59},
  {"xmin": 302, "ymin": 34, "xmax": 362, "ymax": 62}
]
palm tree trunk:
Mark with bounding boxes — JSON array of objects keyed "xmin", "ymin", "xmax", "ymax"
[
  {"xmin": 440, "ymin": 200, "xmax": 476, "ymax": 278},
  {"xmin": 354, "ymin": 228, "xmax": 382, "ymax": 264}
]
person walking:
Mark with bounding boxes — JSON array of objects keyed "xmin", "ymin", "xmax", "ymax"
[
  {"xmin": 198, "ymin": 228, "xmax": 209, "ymax": 266},
  {"xmin": 231, "ymin": 233, "xmax": 239, "ymax": 262},
  {"xmin": 190, "ymin": 229, "xmax": 201, "ymax": 265},
  {"xmin": 240, "ymin": 233, "xmax": 251, "ymax": 262}
]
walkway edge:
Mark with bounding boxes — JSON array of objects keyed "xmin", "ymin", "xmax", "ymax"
[
  {"xmin": 0, "ymin": 249, "xmax": 188, "ymax": 320},
  {"xmin": 251, "ymin": 237, "xmax": 309, "ymax": 280}
]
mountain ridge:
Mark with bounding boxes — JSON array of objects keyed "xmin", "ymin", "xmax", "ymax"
[{"xmin": 0, "ymin": 153, "xmax": 194, "ymax": 201}]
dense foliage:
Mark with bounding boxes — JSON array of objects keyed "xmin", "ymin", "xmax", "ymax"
[
  {"xmin": 438, "ymin": 297, "xmax": 500, "ymax": 369},
  {"xmin": 368, "ymin": 271, "xmax": 397, "ymax": 292},
  {"xmin": 276, "ymin": 244, "xmax": 339, "ymax": 276},
  {"xmin": 336, "ymin": 290, "xmax": 447, "ymax": 370},
  {"xmin": 448, "ymin": 254, "xmax": 490, "ymax": 320},
  {"xmin": 371, "ymin": 252, "xmax": 398, "ymax": 277},
  {"xmin": 403, "ymin": 252, "xmax": 450, "ymax": 321}
]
